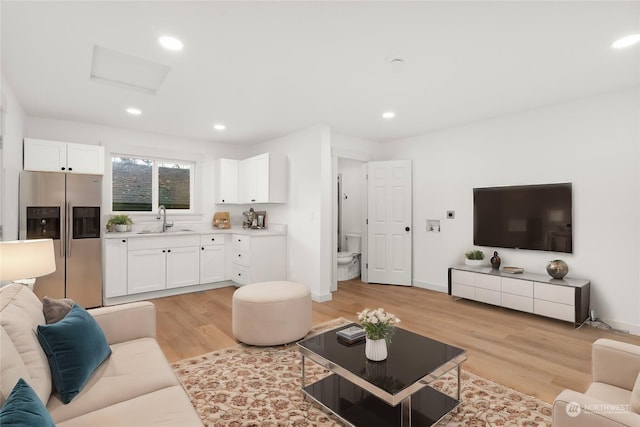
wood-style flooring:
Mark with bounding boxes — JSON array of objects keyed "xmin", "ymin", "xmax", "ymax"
[{"xmin": 151, "ymin": 279, "xmax": 640, "ymax": 404}]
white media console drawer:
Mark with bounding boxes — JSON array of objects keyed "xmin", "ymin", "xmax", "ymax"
[{"xmin": 449, "ymin": 266, "xmax": 590, "ymax": 326}]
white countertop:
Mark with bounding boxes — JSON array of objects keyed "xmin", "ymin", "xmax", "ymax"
[{"xmin": 104, "ymin": 226, "xmax": 287, "ymax": 239}]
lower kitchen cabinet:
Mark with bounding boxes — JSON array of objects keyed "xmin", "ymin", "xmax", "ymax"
[
  {"xmin": 200, "ymin": 234, "xmax": 226, "ymax": 284},
  {"xmin": 104, "ymin": 238, "xmax": 128, "ymax": 298},
  {"xmin": 127, "ymin": 235, "xmax": 200, "ymax": 295},
  {"xmin": 231, "ymin": 233, "xmax": 286, "ymax": 285}
]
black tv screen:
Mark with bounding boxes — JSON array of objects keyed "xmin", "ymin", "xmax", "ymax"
[{"xmin": 473, "ymin": 183, "xmax": 572, "ymax": 253}]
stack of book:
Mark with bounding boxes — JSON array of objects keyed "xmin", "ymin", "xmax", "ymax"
[{"xmin": 336, "ymin": 325, "xmax": 366, "ymax": 345}]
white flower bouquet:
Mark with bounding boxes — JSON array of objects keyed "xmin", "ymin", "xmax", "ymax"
[{"xmin": 357, "ymin": 308, "xmax": 401, "ymax": 343}]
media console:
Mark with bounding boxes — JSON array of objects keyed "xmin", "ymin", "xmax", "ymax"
[{"xmin": 448, "ymin": 266, "xmax": 590, "ymax": 327}]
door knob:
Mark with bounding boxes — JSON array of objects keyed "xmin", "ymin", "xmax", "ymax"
[{"xmin": 405, "ymin": 226, "xmax": 410, "ymax": 232}]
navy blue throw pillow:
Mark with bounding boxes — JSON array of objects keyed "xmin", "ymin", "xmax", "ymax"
[
  {"xmin": 0, "ymin": 378, "xmax": 55, "ymax": 426},
  {"xmin": 37, "ymin": 304, "xmax": 111, "ymax": 404}
]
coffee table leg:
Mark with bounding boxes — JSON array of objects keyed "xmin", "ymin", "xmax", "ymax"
[
  {"xmin": 401, "ymin": 396, "xmax": 411, "ymax": 427},
  {"xmin": 301, "ymin": 354, "xmax": 306, "ymax": 388},
  {"xmin": 457, "ymin": 364, "xmax": 461, "ymax": 402}
]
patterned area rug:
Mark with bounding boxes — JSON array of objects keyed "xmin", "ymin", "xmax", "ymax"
[{"xmin": 172, "ymin": 319, "xmax": 552, "ymax": 426}]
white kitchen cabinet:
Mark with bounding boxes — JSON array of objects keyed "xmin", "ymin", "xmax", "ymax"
[
  {"xmin": 103, "ymin": 237, "xmax": 128, "ymax": 298},
  {"xmin": 166, "ymin": 246, "xmax": 201, "ymax": 289},
  {"xmin": 215, "ymin": 158, "xmax": 239, "ymax": 204},
  {"xmin": 230, "ymin": 233, "xmax": 286, "ymax": 285},
  {"xmin": 24, "ymin": 138, "xmax": 105, "ymax": 175},
  {"xmin": 235, "ymin": 152, "xmax": 288, "ymax": 203},
  {"xmin": 127, "ymin": 235, "xmax": 200, "ymax": 295},
  {"xmin": 199, "ymin": 233, "xmax": 226, "ymax": 284},
  {"xmin": 128, "ymin": 248, "xmax": 167, "ymax": 294}
]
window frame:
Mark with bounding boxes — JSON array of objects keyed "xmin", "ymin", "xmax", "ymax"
[{"xmin": 110, "ymin": 154, "xmax": 195, "ymax": 214}]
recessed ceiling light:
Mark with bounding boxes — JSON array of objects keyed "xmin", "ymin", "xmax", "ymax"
[
  {"xmin": 159, "ymin": 35, "xmax": 184, "ymax": 51},
  {"xmin": 612, "ymin": 34, "xmax": 640, "ymax": 49},
  {"xmin": 126, "ymin": 107, "xmax": 142, "ymax": 115},
  {"xmin": 213, "ymin": 124, "xmax": 226, "ymax": 131},
  {"xmin": 382, "ymin": 111, "xmax": 396, "ymax": 119}
]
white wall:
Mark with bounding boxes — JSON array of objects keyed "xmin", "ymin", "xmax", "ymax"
[
  {"xmin": 338, "ymin": 157, "xmax": 364, "ymax": 250},
  {"xmin": 248, "ymin": 125, "xmax": 330, "ymax": 300},
  {"xmin": 0, "ymin": 77, "xmax": 26, "ymax": 240},
  {"xmin": 382, "ymin": 89, "xmax": 640, "ymax": 333},
  {"xmin": 26, "ymin": 117, "xmax": 248, "ymax": 229}
]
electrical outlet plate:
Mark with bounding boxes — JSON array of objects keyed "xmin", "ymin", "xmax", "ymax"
[{"xmin": 446, "ymin": 210, "xmax": 455, "ymax": 219}]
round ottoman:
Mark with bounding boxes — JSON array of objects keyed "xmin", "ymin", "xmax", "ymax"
[{"xmin": 232, "ymin": 281, "xmax": 312, "ymax": 346}]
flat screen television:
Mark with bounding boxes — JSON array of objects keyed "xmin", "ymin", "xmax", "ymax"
[{"xmin": 473, "ymin": 183, "xmax": 573, "ymax": 253}]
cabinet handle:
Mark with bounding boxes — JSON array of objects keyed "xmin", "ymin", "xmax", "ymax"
[
  {"xmin": 251, "ymin": 199, "xmax": 256, "ymax": 202},
  {"xmin": 122, "ymin": 239, "xmax": 126, "ymax": 243},
  {"xmin": 222, "ymin": 199, "xmax": 225, "ymax": 202},
  {"xmin": 237, "ymin": 254, "xmax": 241, "ymax": 257},
  {"xmin": 162, "ymin": 250, "xmax": 166, "ymax": 253},
  {"xmin": 61, "ymin": 167, "xmax": 66, "ymax": 171},
  {"xmin": 211, "ymin": 238, "xmax": 215, "ymax": 241},
  {"xmin": 68, "ymin": 167, "xmax": 73, "ymax": 171},
  {"xmin": 168, "ymin": 249, "xmax": 171, "ymax": 253}
]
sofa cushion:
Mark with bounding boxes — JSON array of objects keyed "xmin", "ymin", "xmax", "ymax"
[
  {"xmin": 0, "ymin": 378, "xmax": 55, "ymax": 427},
  {"xmin": 630, "ymin": 373, "xmax": 640, "ymax": 414},
  {"xmin": 0, "ymin": 284, "xmax": 51, "ymax": 405},
  {"xmin": 36, "ymin": 305, "xmax": 111, "ymax": 404},
  {"xmin": 47, "ymin": 337, "xmax": 181, "ymax": 423},
  {"xmin": 42, "ymin": 297, "xmax": 74, "ymax": 324},
  {"xmin": 55, "ymin": 385, "xmax": 203, "ymax": 427}
]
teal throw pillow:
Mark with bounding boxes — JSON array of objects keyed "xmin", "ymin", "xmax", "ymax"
[
  {"xmin": 37, "ymin": 304, "xmax": 112, "ymax": 404},
  {"xmin": 0, "ymin": 378, "xmax": 55, "ymax": 426}
]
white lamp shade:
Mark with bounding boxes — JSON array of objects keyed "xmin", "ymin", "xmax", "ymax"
[{"xmin": 0, "ymin": 239, "xmax": 56, "ymax": 281}]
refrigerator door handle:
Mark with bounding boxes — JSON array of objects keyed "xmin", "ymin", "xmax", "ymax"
[
  {"xmin": 67, "ymin": 202, "xmax": 72, "ymax": 258},
  {"xmin": 60, "ymin": 204, "xmax": 65, "ymax": 258}
]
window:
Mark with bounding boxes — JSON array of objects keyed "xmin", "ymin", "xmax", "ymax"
[{"xmin": 112, "ymin": 156, "xmax": 194, "ymax": 212}]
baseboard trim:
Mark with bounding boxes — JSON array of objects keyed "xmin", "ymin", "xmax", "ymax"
[
  {"xmin": 412, "ymin": 280, "xmax": 447, "ymax": 293},
  {"xmin": 312, "ymin": 292, "xmax": 333, "ymax": 303},
  {"xmin": 595, "ymin": 318, "xmax": 640, "ymax": 336}
]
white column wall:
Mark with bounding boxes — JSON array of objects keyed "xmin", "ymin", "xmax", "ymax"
[{"xmin": 249, "ymin": 125, "xmax": 328, "ymax": 300}]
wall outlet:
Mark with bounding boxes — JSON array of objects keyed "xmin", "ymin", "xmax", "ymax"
[{"xmin": 446, "ymin": 210, "xmax": 455, "ymax": 219}]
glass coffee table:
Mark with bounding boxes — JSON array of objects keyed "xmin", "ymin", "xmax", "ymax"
[{"xmin": 297, "ymin": 323, "xmax": 467, "ymax": 427}]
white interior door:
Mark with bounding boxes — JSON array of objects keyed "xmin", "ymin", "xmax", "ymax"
[{"xmin": 367, "ymin": 160, "xmax": 412, "ymax": 286}]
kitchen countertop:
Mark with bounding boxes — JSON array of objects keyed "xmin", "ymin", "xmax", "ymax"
[{"xmin": 104, "ymin": 226, "xmax": 287, "ymax": 239}]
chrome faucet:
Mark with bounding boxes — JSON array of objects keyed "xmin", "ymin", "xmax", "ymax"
[{"xmin": 157, "ymin": 205, "xmax": 174, "ymax": 232}]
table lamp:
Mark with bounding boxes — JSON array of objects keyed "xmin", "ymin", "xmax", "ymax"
[{"xmin": 0, "ymin": 239, "xmax": 56, "ymax": 289}]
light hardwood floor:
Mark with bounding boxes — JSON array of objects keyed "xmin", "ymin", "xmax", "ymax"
[{"xmin": 151, "ymin": 279, "xmax": 640, "ymax": 404}]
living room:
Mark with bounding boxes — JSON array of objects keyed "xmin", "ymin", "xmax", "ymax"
[{"xmin": 1, "ymin": 1, "xmax": 640, "ymax": 426}]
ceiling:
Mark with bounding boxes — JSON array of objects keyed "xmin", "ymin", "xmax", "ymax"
[{"xmin": 2, "ymin": 1, "xmax": 639, "ymax": 145}]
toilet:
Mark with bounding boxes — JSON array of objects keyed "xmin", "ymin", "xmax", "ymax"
[{"xmin": 337, "ymin": 233, "xmax": 361, "ymax": 281}]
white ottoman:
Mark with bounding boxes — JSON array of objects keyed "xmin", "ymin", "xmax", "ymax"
[{"xmin": 232, "ymin": 281, "xmax": 312, "ymax": 346}]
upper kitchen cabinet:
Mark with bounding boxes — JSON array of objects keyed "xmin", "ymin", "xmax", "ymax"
[
  {"xmin": 24, "ymin": 138, "xmax": 105, "ymax": 175},
  {"xmin": 239, "ymin": 153, "xmax": 287, "ymax": 203},
  {"xmin": 216, "ymin": 152, "xmax": 287, "ymax": 204},
  {"xmin": 216, "ymin": 158, "xmax": 239, "ymax": 204}
]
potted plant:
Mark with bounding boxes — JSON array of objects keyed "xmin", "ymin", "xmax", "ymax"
[
  {"xmin": 106, "ymin": 214, "xmax": 133, "ymax": 232},
  {"xmin": 357, "ymin": 308, "xmax": 401, "ymax": 361},
  {"xmin": 465, "ymin": 249, "xmax": 485, "ymax": 266}
]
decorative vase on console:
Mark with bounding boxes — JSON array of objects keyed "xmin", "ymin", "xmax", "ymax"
[
  {"xmin": 490, "ymin": 251, "xmax": 501, "ymax": 270},
  {"xmin": 547, "ymin": 259, "xmax": 568, "ymax": 279},
  {"xmin": 357, "ymin": 307, "xmax": 400, "ymax": 362}
]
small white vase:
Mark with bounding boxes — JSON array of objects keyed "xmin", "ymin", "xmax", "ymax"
[
  {"xmin": 465, "ymin": 258, "xmax": 484, "ymax": 267},
  {"xmin": 115, "ymin": 224, "xmax": 127, "ymax": 232},
  {"xmin": 365, "ymin": 337, "xmax": 388, "ymax": 361}
]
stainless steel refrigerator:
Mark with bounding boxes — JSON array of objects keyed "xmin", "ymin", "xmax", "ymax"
[{"xmin": 19, "ymin": 171, "xmax": 103, "ymax": 308}]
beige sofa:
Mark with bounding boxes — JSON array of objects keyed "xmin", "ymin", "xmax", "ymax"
[
  {"xmin": 553, "ymin": 338, "xmax": 640, "ymax": 426},
  {"xmin": 0, "ymin": 283, "xmax": 203, "ymax": 426}
]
